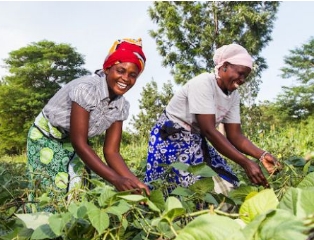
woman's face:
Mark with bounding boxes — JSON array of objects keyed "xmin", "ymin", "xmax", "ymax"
[
  {"xmin": 219, "ymin": 63, "xmax": 251, "ymax": 94},
  {"xmin": 105, "ymin": 62, "xmax": 139, "ymax": 99}
]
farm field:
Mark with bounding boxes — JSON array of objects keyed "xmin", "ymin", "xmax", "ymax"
[{"xmin": 1, "ymin": 123, "xmax": 314, "ymax": 240}]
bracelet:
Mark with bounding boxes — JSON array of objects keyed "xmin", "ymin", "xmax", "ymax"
[{"xmin": 259, "ymin": 151, "xmax": 269, "ymax": 162}]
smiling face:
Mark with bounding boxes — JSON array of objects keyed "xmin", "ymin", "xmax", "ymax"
[
  {"xmin": 217, "ymin": 62, "xmax": 251, "ymax": 95},
  {"xmin": 104, "ymin": 62, "xmax": 139, "ymax": 99}
]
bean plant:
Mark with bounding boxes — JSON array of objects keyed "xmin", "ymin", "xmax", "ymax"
[{"xmin": 1, "ymin": 119, "xmax": 314, "ymax": 239}]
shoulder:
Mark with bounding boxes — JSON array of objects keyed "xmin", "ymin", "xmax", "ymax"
[
  {"xmin": 230, "ymin": 89, "xmax": 240, "ymax": 98},
  {"xmin": 67, "ymin": 74, "xmax": 104, "ymax": 101},
  {"xmin": 187, "ymin": 72, "xmax": 214, "ymax": 89},
  {"xmin": 188, "ymin": 72, "xmax": 214, "ymax": 84},
  {"xmin": 67, "ymin": 73, "xmax": 100, "ymax": 88},
  {"xmin": 194, "ymin": 72, "xmax": 212, "ymax": 80}
]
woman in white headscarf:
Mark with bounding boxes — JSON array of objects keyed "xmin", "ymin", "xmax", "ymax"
[{"xmin": 144, "ymin": 43, "xmax": 280, "ymax": 195}]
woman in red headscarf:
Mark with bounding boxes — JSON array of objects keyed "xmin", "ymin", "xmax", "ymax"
[{"xmin": 26, "ymin": 38, "xmax": 149, "ymax": 212}]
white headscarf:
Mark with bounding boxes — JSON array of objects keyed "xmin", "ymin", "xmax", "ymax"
[{"xmin": 213, "ymin": 43, "xmax": 253, "ymax": 78}]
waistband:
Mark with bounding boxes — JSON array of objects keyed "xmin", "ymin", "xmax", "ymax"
[{"xmin": 33, "ymin": 112, "xmax": 68, "ymax": 140}]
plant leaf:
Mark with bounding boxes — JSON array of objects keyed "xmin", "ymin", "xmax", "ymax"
[
  {"xmin": 170, "ymin": 162, "xmax": 189, "ymax": 171},
  {"xmin": 162, "ymin": 197, "xmax": 185, "ymax": 222},
  {"xmin": 31, "ymin": 224, "xmax": 57, "ymax": 239},
  {"xmin": 188, "ymin": 163, "xmax": 217, "ymax": 177},
  {"xmin": 87, "ymin": 203, "xmax": 109, "ymax": 234},
  {"xmin": 297, "ymin": 171, "xmax": 314, "ymax": 189},
  {"xmin": 149, "ymin": 189, "xmax": 165, "ymax": 210},
  {"xmin": 105, "ymin": 200, "xmax": 131, "ymax": 219},
  {"xmin": 189, "ymin": 177, "xmax": 214, "ymax": 194},
  {"xmin": 98, "ymin": 187, "xmax": 117, "ymax": 207},
  {"xmin": 239, "ymin": 189, "xmax": 278, "ymax": 223},
  {"xmin": 48, "ymin": 212, "xmax": 72, "ymax": 236},
  {"xmin": 176, "ymin": 214, "xmax": 244, "ymax": 240},
  {"xmin": 171, "ymin": 186, "xmax": 194, "ymax": 197},
  {"xmin": 15, "ymin": 212, "xmax": 51, "ymax": 230},
  {"xmin": 278, "ymin": 187, "xmax": 314, "ymax": 219},
  {"xmin": 255, "ymin": 209, "xmax": 308, "ymax": 240},
  {"xmin": 118, "ymin": 194, "xmax": 147, "ymax": 202}
]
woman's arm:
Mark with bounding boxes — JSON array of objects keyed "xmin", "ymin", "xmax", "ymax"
[
  {"xmin": 103, "ymin": 120, "xmax": 150, "ymax": 195},
  {"xmin": 69, "ymin": 102, "xmax": 148, "ymax": 194},
  {"xmin": 225, "ymin": 123, "xmax": 280, "ymax": 175},
  {"xmin": 224, "ymin": 123, "xmax": 264, "ymax": 158},
  {"xmin": 196, "ymin": 114, "xmax": 269, "ymax": 187}
]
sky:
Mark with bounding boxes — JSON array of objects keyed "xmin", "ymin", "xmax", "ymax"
[{"xmin": 0, "ymin": 1, "xmax": 313, "ymax": 128}]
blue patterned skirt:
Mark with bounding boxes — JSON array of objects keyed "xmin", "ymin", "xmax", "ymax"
[{"xmin": 144, "ymin": 112, "xmax": 239, "ymax": 188}]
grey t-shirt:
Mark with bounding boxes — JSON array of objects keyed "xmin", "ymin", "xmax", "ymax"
[
  {"xmin": 43, "ymin": 70, "xmax": 129, "ymax": 138},
  {"xmin": 166, "ymin": 72, "xmax": 240, "ymax": 133}
]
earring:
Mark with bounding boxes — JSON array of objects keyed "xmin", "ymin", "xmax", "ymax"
[{"xmin": 223, "ymin": 67, "xmax": 227, "ymax": 72}]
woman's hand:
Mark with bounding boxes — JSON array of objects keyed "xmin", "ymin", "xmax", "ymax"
[
  {"xmin": 112, "ymin": 177, "xmax": 141, "ymax": 192},
  {"xmin": 112, "ymin": 177, "xmax": 150, "ymax": 196},
  {"xmin": 135, "ymin": 181, "xmax": 151, "ymax": 196},
  {"xmin": 261, "ymin": 153, "xmax": 282, "ymax": 175},
  {"xmin": 242, "ymin": 160, "xmax": 269, "ymax": 187}
]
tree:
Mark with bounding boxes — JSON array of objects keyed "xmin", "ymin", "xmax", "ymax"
[
  {"xmin": 0, "ymin": 40, "xmax": 90, "ymax": 154},
  {"xmin": 130, "ymin": 79, "xmax": 174, "ymax": 138},
  {"xmin": 148, "ymin": 1, "xmax": 280, "ymax": 103},
  {"xmin": 272, "ymin": 37, "xmax": 314, "ymax": 122},
  {"xmin": 281, "ymin": 37, "xmax": 314, "ymax": 84}
]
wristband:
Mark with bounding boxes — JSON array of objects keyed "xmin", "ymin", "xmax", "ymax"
[{"xmin": 259, "ymin": 151, "xmax": 269, "ymax": 162}]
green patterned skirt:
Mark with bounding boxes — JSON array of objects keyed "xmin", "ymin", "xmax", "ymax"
[{"xmin": 26, "ymin": 112, "xmax": 89, "ymax": 212}]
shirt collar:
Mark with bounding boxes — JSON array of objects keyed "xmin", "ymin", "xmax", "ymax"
[{"xmin": 95, "ymin": 69, "xmax": 109, "ymax": 100}]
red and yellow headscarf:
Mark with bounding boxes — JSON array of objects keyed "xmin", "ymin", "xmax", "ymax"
[{"xmin": 103, "ymin": 38, "xmax": 146, "ymax": 74}]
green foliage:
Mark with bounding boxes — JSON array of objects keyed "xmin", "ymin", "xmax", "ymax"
[
  {"xmin": 281, "ymin": 37, "xmax": 314, "ymax": 84},
  {"xmin": 0, "ymin": 155, "xmax": 27, "ymax": 225},
  {"xmin": 1, "ymin": 172, "xmax": 314, "ymax": 239},
  {"xmin": 275, "ymin": 84, "xmax": 314, "ymax": 121},
  {"xmin": 241, "ymin": 105, "xmax": 314, "ymax": 160},
  {"xmin": 0, "ymin": 40, "xmax": 90, "ymax": 155},
  {"xmin": 242, "ymin": 209, "xmax": 310, "ymax": 240},
  {"xmin": 148, "ymin": 1, "xmax": 280, "ymax": 103},
  {"xmin": 239, "ymin": 189, "xmax": 279, "ymax": 224},
  {"xmin": 270, "ymin": 37, "xmax": 314, "ymax": 121},
  {"xmin": 130, "ymin": 79, "xmax": 174, "ymax": 138},
  {"xmin": 3, "ymin": 40, "xmax": 90, "ymax": 87},
  {"xmin": 1, "ymin": 119, "xmax": 314, "ymax": 239},
  {"xmin": 279, "ymin": 186, "xmax": 314, "ymax": 219}
]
